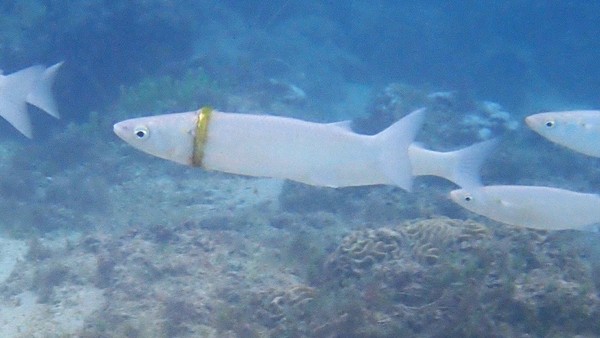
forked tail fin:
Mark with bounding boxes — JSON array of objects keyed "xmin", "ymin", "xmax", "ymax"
[
  {"xmin": 375, "ymin": 108, "xmax": 426, "ymax": 191},
  {"xmin": 447, "ymin": 138, "xmax": 499, "ymax": 189},
  {"xmin": 409, "ymin": 138, "xmax": 499, "ymax": 190},
  {"xmin": 0, "ymin": 65, "xmax": 45, "ymax": 138},
  {"xmin": 27, "ymin": 62, "xmax": 63, "ymax": 119}
]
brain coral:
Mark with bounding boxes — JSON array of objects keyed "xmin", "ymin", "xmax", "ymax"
[
  {"xmin": 325, "ymin": 227, "xmax": 406, "ymax": 278},
  {"xmin": 319, "ymin": 217, "xmax": 600, "ymax": 337},
  {"xmin": 404, "ymin": 217, "xmax": 491, "ymax": 264},
  {"xmin": 325, "ymin": 217, "xmax": 491, "ymax": 278},
  {"xmin": 252, "ymin": 284, "xmax": 316, "ymax": 329}
]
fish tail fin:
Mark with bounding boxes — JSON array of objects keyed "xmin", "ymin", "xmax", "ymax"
[
  {"xmin": 0, "ymin": 66, "xmax": 45, "ymax": 138},
  {"xmin": 376, "ymin": 108, "xmax": 426, "ymax": 191},
  {"xmin": 409, "ymin": 138, "xmax": 498, "ymax": 189},
  {"xmin": 27, "ymin": 61, "xmax": 63, "ymax": 119},
  {"xmin": 0, "ymin": 98, "xmax": 32, "ymax": 139},
  {"xmin": 443, "ymin": 138, "xmax": 499, "ymax": 189}
]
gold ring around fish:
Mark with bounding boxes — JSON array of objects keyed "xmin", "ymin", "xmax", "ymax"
[{"xmin": 192, "ymin": 106, "xmax": 213, "ymax": 166}]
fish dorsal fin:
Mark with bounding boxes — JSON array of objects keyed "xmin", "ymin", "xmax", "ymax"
[
  {"xmin": 377, "ymin": 108, "xmax": 426, "ymax": 191},
  {"xmin": 328, "ymin": 120, "xmax": 353, "ymax": 131}
]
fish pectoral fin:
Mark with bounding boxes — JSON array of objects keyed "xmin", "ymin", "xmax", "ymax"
[{"xmin": 496, "ymin": 198, "xmax": 522, "ymax": 211}]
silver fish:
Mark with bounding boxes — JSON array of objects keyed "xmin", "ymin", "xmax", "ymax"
[
  {"xmin": 526, "ymin": 110, "xmax": 600, "ymax": 157},
  {"xmin": 451, "ymin": 185, "xmax": 600, "ymax": 230},
  {"xmin": 114, "ymin": 107, "xmax": 493, "ymax": 190}
]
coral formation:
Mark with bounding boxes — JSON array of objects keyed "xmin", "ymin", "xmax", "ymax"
[
  {"xmin": 0, "ymin": 203, "xmax": 597, "ymax": 337},
  {"xmin": 325, "ymin": 227, "xmax": 406, "ymax": 278},
  {"xmin": 252, "ymin": 285, "xmax": 316, "ymax": 328},
  {"xmin": 325, "ymin": 217, "xmax": 490, "ymax": 278},
  {"xmin": 319, "ymin": 218, "xmax": 600, "ymax": 337},
  {"xmin": 461, "ymin": 100, "xmax": 520, "ymax": 140},
  {"xmin": 403, "ymin": 217, "xmax": 491, "ymax": 263}
]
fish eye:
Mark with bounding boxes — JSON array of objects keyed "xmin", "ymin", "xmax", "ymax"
[
  {"xmin": 134, "ymin": 126, "xmax": 149, "ymax": 139},
  {"xmin": 545, "ymin": 120, "xmax": 554, "ymax": 128},
  {"xmin": 464, "ymin": 195, "xmax": 473, "ymax": 202}
]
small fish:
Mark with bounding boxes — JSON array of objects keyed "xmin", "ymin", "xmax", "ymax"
[
  {"xmin": 0, "ymin": 62, "xmax": 62, "ymax": 138},
  {"xmin": 525, "ymin": 110, "xmax": 600, "ymax": 157},
  {"xmin": 450, "ymin": 185, "xmax": 600, "ymax": 230},
  {"xmin": 114, "ymin": 107, "xmax": 493, "ymax": 190}
]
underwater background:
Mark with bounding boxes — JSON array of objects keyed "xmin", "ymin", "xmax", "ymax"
[{"xmin": 1, "ymin": 1, "xmax": 600, "ymax": 337}]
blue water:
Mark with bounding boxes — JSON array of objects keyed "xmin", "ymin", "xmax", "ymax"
[
  {"xmin": 1, "ymin": 1, "xmax": 600, "ymax": 336},
  {"xmin": 3, "ymin": 1, "xmax": 600, "ymax": 122}
]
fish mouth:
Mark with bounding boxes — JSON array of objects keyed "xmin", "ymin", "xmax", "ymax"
[
  {"xmin": 524, "ymin": 116, "xmax": 535, "ymax": 128},
  {"xmin": 449, "ymin": 189, "xmax": 461, "ymax": 202},
  {"xmin": 113, "ymin": 122, "xmax": 128, "ymax": 140}
]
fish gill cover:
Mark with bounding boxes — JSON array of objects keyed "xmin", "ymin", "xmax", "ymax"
[{"xmin": 0, "ymin": 1, "xmax": 599, "ymax": 337}]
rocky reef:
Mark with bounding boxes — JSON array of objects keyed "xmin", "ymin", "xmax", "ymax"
[
  {"xmin": 320, "ymin": 218, "xmax": 600, "ymax": 337},
  {"xmin": 0, "ymin": 214, "xmax": 597, "ymax": 337}
]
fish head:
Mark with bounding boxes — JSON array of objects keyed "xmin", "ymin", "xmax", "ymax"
[
  {"xmin": 525, "ymin": 111, "xmax": 595, "ymax": 139},
  {"xmin": 525, "ymin": 112, "xmax": 563, "ymax": 133},
  {"xmin": 113, "ymin": 112, "xmax": 198, "ymax": 165},
  {"xmin": 525, "ymin": 110, "xmax": 600, "ymax": 156},
  {"xmin": 450, "ymin": 188, "xmax": 474, "ymax": 208},
  {"xmin": 449, "ymin": 187, "xmax": 493, "ymax": 215}
]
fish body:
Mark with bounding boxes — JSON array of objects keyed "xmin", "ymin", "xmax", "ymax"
[
  {"xmin": 114, "ymin": 107, "xmax": 492, "ymax": 190},
  {"xmin": 201, "ymin": 110, "xmax": 425, "ymax": 188},
  {"xmin": 0, "ymin": 62, "xmax": 62, "ymax": 138},
  {"xmin": 525, "ymin": 110, "xmax": 600, "ymax": 157},
  {"xmin": 450, "ymin": 185, "xmax": 600, "ymax": 230},
  {"xmin": 114, "ymin": 108, "xmax": 424, "ymax": 190}
]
